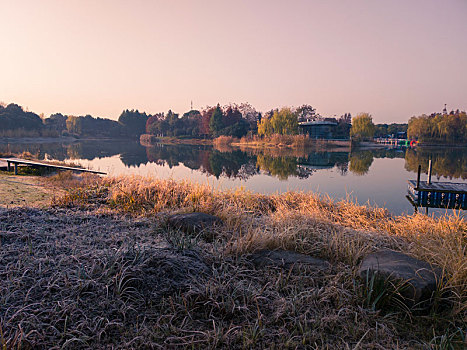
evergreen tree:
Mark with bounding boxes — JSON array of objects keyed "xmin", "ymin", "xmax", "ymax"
[{"xmin": 209, "ymin": 105, "xmax": 224, "ymax": 136}]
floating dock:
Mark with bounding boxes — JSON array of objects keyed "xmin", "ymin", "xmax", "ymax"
[
  {"xmin": 407, "ymin": 180, "xmax": 467, "ymax": 210},
  {"xmin": 0, "ymin": 158, "xmax": 106, "ymax": 175},
  {"xmin": 375, "ymin": 138, "xmax": 411, "ymax": 147}
]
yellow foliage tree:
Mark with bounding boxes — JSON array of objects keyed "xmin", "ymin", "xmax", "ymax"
[
  {"xmin": 350, "ymin": 113, "xmax": 375, "ymax": 141},
  {"xmin": 257, "ymin": 108, "xmax": 298, "ymax": 136},
  {"xmin": 257, "ymin": 117, "xmax": 274, "ymax": 136}
]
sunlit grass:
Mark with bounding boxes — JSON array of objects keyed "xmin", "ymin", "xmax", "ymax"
[
  {"xmin": 55, "ymin": 175, "xmax": 466, "ymax": 312},
  {"xmin": 2, "ymin": 174, "xmax": 461, "ymax": 348}
]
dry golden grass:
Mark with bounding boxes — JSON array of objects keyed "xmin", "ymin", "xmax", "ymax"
[
  {"xmin": 237, "ymin": 134, "xmax": 318, "ymax": 148},
  {"xmin": 58, "ymin": 175, "xmax": 466, "ymax": 311},
  {"xmin": 13, "ymin": 174, "xmax": 465, "ymax": 348},
  {"xmin": 213, "ymin": 135, "xmax": 236, "ymax": 146}
]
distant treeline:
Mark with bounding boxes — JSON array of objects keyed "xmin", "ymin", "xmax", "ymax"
[
  {"xmin": 374, "ymin": 123, "xmax": 408, "ymax": 138},
  {"xmin": 408, "ymin": 110, "xmax": 467, "ymax": 144},
  {"xmin": 3, "ymin": 101, "xmax": 465, "ymax": 143},
  {"xmin": 47, "ymin": 109, "xmax": 152, "ymax": 138},
  {"xmin": 0, "ymin": 103, "xmax": 150, "ymax": 139},
  {"xmin": 0, "ymin": 102, "xmax": 260, "ymax": 139},
  {"xmin": 0, "ymin": 103, "xmax": 56, "ymax": 137},
  {"xmin": 0, "ymin": 102, "xmax": 350, "ymax": 140},
  {"xmin": 145, "ymin": 104, "xmax": 349, "ymax": 139},
  {"xmin": 145, "ymin": 104, "xmax": 257, "ymax": 139}
]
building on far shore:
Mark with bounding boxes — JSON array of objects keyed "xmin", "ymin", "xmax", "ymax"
[{"xmin": 298, "ymin": 120, "xmax": 338, "ymax": 139}]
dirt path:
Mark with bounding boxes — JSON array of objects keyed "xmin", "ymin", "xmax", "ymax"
[{"xmin": 0, "ymin": 173, "xmax": 61, "ymax": 207}]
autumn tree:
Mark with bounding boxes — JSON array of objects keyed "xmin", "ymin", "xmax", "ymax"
[
  {"xmin": 200, "ymin": 107, "xmax": 214, "ymax": 137},
  {"xmin": 257, "ymin": 108, "xmax": 298, "ymax": 136},
  {"xmin": 257, "ymin": 117, "xmax": 274, "ymax": 136},
  {"xmin": 349, "ymin": 151, "xmax": 374, "ymax": 175},
  {"xmin": 270, "ymin": 108, "xmax": 298, "ymax": 135},
  {"xmin": 350, "ymin": 113, "xmax": 375, "ymax": 141},
  {"xmin": 66, "ymin": 116, "xmax": 81, "ymax": 135},
  {"xmin": 407, "ymin": 111, "xmax": 467, "ymax": 143}
]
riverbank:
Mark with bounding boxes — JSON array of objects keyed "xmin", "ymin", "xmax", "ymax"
[
  {"xmin": 0, "ymin": 136, "xmax": 142, "ymax": 145},
  {"xmin": 221, "ymin": 135, "xmax": 351, "ymax": 149},
  {"xmin": 140, "ymin": 134, "xmax": 213, "ymax": 146},
  {"xmin": 0, "ymin": 173, "xmax": 465, "ymax": 348},
  {"xmin": 418, "ymin": 142, "xmax": 467, "ymax": 148},
  {"xmin": 0, "ymin": 135, "xmax": 78, "ymax": 144},
  {"xmin": 140, "ymin": 134, "xmax": 352, "ymax": 149},
  {"xmin": 354, "ymin": 141, "xmax": 393, "ymax": 149}
]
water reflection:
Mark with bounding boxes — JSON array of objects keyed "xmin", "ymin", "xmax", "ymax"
[
  {"xmin": 2, "ymin": 140, "xmax": 467, "ymax": 215},
  {"xmin": 405, "ymin": 148, "xmax": 467, "ymax": 180},
  {"xmin": 1, "ymin": 141, "xmax": 466, "ymax": 181},
  {"xmin": 0, "ymin": 140, "xmax": 148, "ymax": 166},
  {"xmin": 349, "ymin": 151, "xmax": 374, "ymax": 175}
]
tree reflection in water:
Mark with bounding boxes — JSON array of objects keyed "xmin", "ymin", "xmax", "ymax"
[
  {"xmin": 349, "ymin": 151, "xmax": 374, "ymax": 175},
  {"xmin": 142, "ymin": 144, "xmax": 350, "ymax": 180},
  {"xmin": 0, "ymin": 140, "xmax": 465, "ymax": 181},
  {"xmin": 405, "ymin": 148, "xmax": 467, "ymax": 180}
]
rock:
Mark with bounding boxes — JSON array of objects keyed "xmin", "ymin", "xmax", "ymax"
[
  {"xmin": 358, "ymin": 250, "xmax": 442, "ymax": 305},
  {"xmin": 141, "ymin": 249, "xmax": 210, "ymax": 300},
  {"xmin": 248, "ymin": 249, "xmax": 331, "ymax": 271},
  {"xmin": 167, "ymin": 212, "xmax": 222, "ymax": 234}
]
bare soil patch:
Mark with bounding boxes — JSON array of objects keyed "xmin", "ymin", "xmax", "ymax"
[{"xmin": 0, "ymin": 173, "xmax": 61, "ymax": 207}]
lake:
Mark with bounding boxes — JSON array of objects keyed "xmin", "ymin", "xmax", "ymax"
[{"xmin": 1, "ymin": 140, "xmax": 466, "ymax": 216}]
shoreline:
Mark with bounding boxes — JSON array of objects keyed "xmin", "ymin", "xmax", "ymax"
[
  {"xmin": 0, "ymin": 136, "xmax": 78, "ymax": 144},
  {"xmin": 140, "ymin": 134, "xmax": 213, "ymax": 146},
  {"xmin": 230, "ymin": 139, "xmax": 351, "ymax": 149},
  {"xmin": 140, "ymin": 134, "xmax": 352, "ymax": 149},
  {"xmin": 3, "ymin": 134, "xmax": 466, "ymax": 150},
  {"xmin": 0, "ymin": 136, "xmax": 140, "ymax": 144},
  {"xmin": 417, "ymin": 142, "xmax": 467, "ymax": 148}
]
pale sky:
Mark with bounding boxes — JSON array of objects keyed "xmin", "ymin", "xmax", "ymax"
[{"xmin": 1, "ymin": 0, "xmax": 466, "ymax": 123}]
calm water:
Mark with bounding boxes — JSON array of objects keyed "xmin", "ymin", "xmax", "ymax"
[{"xmin": 1, "ymin": 140, "xmax": 466, "ymax": 216}]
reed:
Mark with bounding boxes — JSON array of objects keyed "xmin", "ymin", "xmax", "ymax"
[
  {"xmin": 237, "ymin": 134, "xmax": 317, "ymax": 148},
  {"xmin": 213, "ymin": 135, "xmax": 236, "ymax": 146}
]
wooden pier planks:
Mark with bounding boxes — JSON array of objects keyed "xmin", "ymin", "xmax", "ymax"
[
  {"xmin": 407, "ymin": 180, "xmax": 467, "ymax": 209},
  {"xmin": 0, "ymin": 158, "xmax": 106, "ymax": 175},
  {"xmin": 408, "ymin": 180, "xmax": 467, "ymax": 193}
]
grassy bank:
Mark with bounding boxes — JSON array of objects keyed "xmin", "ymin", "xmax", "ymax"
[
  {"xmin": 140, "ymin": 135, "xmax": 213, "ymax": 146},
  {"xmin": 1, "ymin": 174, "xmax": 466, "ymax": 348},
  {"xmin": 0, "ymin": 128, "xmax": 60, "ymax": 138},
  {"xmin": 214, "ymin": 135, "xmax": 350, "ymax": 150},
  {"xmin": 139, "ymin": 134, "xmax": 351, "ymax": 149}
]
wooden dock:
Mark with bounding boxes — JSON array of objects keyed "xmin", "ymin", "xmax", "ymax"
[
  {"xmin": 407, "ymin": 180, "xmax": 467, "ymax": 209},
  {"xmin": 0, "ymin": 158, "xmax": 106, "ymax": 175},
  {"xmin": 375, "ymin": 138, "xmax": 410, "ymax": 147}
]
